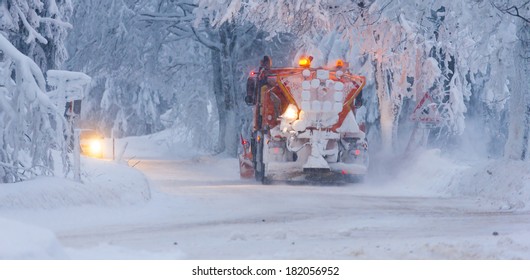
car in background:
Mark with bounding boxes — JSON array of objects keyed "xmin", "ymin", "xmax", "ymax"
[{"xmin": 78, "ymin": 129, "xmax": 104, "ymax": 158}]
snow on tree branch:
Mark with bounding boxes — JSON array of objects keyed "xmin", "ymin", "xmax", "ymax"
[
  {"xmin": 195, "ymin": 0, "xmax": 373, "ymax": 37},
  {"xmin": 1, "ymin": 0, "xmax": 73, "ymax": 71},
  {"xmin": 137, "ymin": 4, "xmax": 223, "ymax": 50},
  {"xmin": 14, "ymin": 5, "xmax": 49, "ymax": 44},
  {"xmin": 0, "ymin": 34, "xmax": 46, "ymax": 95},
  {"xmin": 0, "ymin": 33, "xmax": 69, "ymax": 183},
  {"xmin": 39, "ymin": 16, "xmax": 74, "ymax": 29}
]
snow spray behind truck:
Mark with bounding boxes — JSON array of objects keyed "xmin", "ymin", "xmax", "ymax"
[{"xmin": 239, "ymin": 56, "xmax": 368, "ymax": 184}]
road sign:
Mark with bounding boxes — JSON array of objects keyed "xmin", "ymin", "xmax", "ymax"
[{"xmin": 410, "ymin": 92, "xmax": 441, "ymax": 123}]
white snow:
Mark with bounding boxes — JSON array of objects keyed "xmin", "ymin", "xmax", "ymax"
[
  {"xmin": 0, "ymin": 217, "xmax": 67, "ymax": 259},
  {"xmin": 2, "ymin": 131, "xmax": 530, "ymax": 260},
  {"xmin": 0, "ymin": 157, "xmax": 150, "ymax": 210},
  {"xmin": 47, "ymin": 70, "xmax": 91, "ymax": 102}
]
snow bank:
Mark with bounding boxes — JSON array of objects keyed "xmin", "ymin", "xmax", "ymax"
[
  {"xmin": 0, "ymin": 217, "xmax": 67, "ymax": 259},
  {"xmin": 371, "ymin": 149, "xmax": 530, "ymax": 210},
  {"xmin": 109, "ymin": 129, "xmax": 201, "ymax": 160},
  {"xmin": 0, "ymin": 217, "xmax": 185, "ymax": 260},
  {"xmin": 446, "ymin": 159, "xmax": 530, "ymax": 210},
  {"xmin": 0, "ymin": 157, "xmax": 150, "ymax": 210}
]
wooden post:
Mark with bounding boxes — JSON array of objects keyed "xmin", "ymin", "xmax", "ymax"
[{"xmin": 73, "ymin": 129, "xmax": 81, "ymax": 182}]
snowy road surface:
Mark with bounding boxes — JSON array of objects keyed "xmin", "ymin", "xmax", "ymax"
[{"xmin": 48, "ymin": 157, "xmax": 530, "ymax": 259}]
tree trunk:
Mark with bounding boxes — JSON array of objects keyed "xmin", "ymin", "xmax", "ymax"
[
  {"xmin": 505, "ymin": 21, "xmax": 530, "ymax": 160},
  {"xmin": 219, "ymin": 23, "xmax": 239, "ymax": 156},
  {"xmin": 374, "ymin": 60, "xmax": 393, "ymax": 154},
  {"xmin": 210, "ymin": 23, "xmax": 239, "ymax": 156},
  {"xmin": 211, "ymin": 47, "xmax": 226, "ymax": 153}
]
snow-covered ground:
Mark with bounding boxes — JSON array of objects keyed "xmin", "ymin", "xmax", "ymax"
[{"xmin": 2, "ymin": 130, "xmax": 530, "ymax": 259}]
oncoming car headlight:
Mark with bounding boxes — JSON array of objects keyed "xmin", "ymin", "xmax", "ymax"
[
  {"xmin": 78, "ymin": 129, "xmax": 105, "ymax": 158},
  {"xmin": 88, "ymin": 139, "xmax": 102, "ymax": 157}
]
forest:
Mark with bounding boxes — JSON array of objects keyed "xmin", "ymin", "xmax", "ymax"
[{"xmin": 0, "ymin": 0, "xmax": 529, "ymax": 183}]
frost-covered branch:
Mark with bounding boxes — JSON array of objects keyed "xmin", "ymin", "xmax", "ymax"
[
  {"xmin": 2, "ymin": 0, "xmax": 74, "ymax": 70},
  {"xmin": 189, "ymin": 0, "xmax": 382, "ymax": 40},
  {"xmin": 15, "ymin": 5, "xmax": 48, "ymax": 44},
  {"xmin": 138, "ymin": 4, "xmax": 223, "ymax": 50},
  {"xmin": 39, "ymin": 17, "xmax": 74, "ymax": 29},
  {"xmin": 0, "ymin": 34, "xmax": 47, "ymax": 92},
  {"xmin": 361, "ymin": 0, "xmax": 394, "ymax": 26}
]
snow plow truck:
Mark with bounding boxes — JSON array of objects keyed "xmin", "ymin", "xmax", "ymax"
[{"xmin": 239, "ymin": 56, "xmax": 368, "ymax": 184}]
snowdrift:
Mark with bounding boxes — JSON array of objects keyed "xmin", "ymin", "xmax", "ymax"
[
  {"xmin": 0, "ymin": 154, "xmax": 155, "ymax": 259},
  {"xmin": 0, "ymin": 217, "xmax": 67, "ymax": 259},
  {"xmin": 0, "ymin": 157, "xmax": 150, "ymax": 210},
  {"xmin": 111, "ymin": 129, "xmax": 202, "ymax": 160},
  {"xmin": 446, "ymin": 159, "xmax": 530, "ymax": 210}
]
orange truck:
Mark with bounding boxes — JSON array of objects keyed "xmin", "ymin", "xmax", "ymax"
[{"xmin": 239, "ymin": 56, "xmax": 368, "ymax": 184}]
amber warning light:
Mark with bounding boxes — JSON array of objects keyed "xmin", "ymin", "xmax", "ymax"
[{"xmin": 298, "ymin": 56, "xmax": 312, "ymax": 68}]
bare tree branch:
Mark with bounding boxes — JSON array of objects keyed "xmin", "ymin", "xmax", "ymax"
[
  {"xmin": 139, "ymin": 12, "xmax": 195, "ymax": 23},
  {"xmin": 505, "ymin": 5, "xmax": 530, "ymax": 23},
  {"xmin": 361, "ymin": 0, "xmax": 394, "ymax": 26},
  {"xmin": 491, "ymin": 0, "xmax": 530, "ymax": 23}
]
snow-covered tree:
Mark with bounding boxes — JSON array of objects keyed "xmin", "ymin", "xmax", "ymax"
[
  {"xmin": 132, "ymin": 0, "xmax": 521, "ymax": 158},
  {"xmin": 63, "ymin": 0, "xmax": 526, "ymax": 160},
  {"xmin": 66, "ymin": 0, "xmax": 217, "ymax": 151},
  {"xmin": 0, "ymin": 34, "xmax": 69, "ymax": 183},
  {"xmin": 500, "ymin": 1, "xmax": 530, "ymax": 160},
  {"xmin": 0, "ymin": 0, "xmax": 73, "ymax": 71},
  {"xmin": 145, "ymin": 0, "xmax": 363, "ymax": 155},
  {"xmin": 1, "ymin": 0, "xmax": 74, "ymax": 183},
  {"xmin": 65, "ymin": 0, "xmax": 295, "ymax": 155}
]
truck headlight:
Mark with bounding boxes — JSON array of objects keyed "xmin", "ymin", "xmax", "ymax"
[{"xmin": 282, "ymin": 104, "xmax": 298, "ymax": 122}]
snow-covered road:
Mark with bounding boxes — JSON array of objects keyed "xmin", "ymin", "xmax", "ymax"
[{"xmin": 53, "ymin": 157, "xmax": 530, "ymax": 259}]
